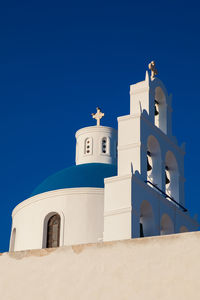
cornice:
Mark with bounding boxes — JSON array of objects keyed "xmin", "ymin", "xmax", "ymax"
[
  {"xmin": 118, "ymin": 142, "xmax": 143, "ymax": 151},
  {"xmin": 12, "ymin": 188, "xmax": 104, "ymax": 217},
  {"xmin": 104, "ymin": 174, "xmax": 132, "ymax": 184},
  {"xmin": 104, "ymin": 206, "xmax": 132, "ymax": 217},
  {"xmin": 75, "ymin": 126, "xmax": 117, "ymax": 138},
  {"xmin": 117, "ymin": 114, "xmax": 140, "ymax": 122}
]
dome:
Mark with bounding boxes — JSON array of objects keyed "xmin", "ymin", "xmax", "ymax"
[{"xmin": 31, "ymin": 163, "xmax": 117, "ymax": 197}]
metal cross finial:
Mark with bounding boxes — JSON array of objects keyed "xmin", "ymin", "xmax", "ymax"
[
  {"xmin": 148, "ymin": 61, "xmax": 158, "ymax": 78},
  {"xmin": 91, "ymin": 107, "xmax": 104, "ymax": 126}
]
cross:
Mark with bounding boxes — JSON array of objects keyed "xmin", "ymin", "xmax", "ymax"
[
  {"xmin": 148, "ymin": 61, "xmax": 158, "ymax": 78},
  {"xmin": 91, "ymin": 107, "xmax": 104, "ymax": 126}
]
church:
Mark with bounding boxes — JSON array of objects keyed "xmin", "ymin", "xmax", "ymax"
[{"xmin": 9, "ymin": 62, "xmax": 199, "ymax": 252}]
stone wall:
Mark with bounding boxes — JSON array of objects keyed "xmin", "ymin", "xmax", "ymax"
[{"xmin": 0, "ymin": 231, "xmax": 200, "ymax": 300}]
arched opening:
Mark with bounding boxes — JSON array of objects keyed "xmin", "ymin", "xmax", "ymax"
[
  {"xmin": 84, "ymin": 137, "xmax": 93, "ymax": 155},
  {"xmin": 45, "ymin": 213, "xmax": 61, "ymax": 248},
  {"xmin": 165, "ymin": 151, "xmax": 179, "ymax": 203},
  {"xmin": 101, "ymin": 137, "xmax": 111, "ymax": 155},
  {"xmin": 180, "ymin": 226, "xmax": 189, "ymax": 233},
  {"xmin": 102, "ymin": 137, "xmax": 107, "ymax": 153},
  {"xmin": 154, "ymin": 87, "xmax": 167, "ymax": 134},
  {"xmin": 147, "ymin": 136, "xmax": 162, "ymax": 189},
  {"xmin": 140, "ymin": 201, "xmax": 155, "ymax": 237},
  {"xmin": 160, "ymin": 214, "xmax": 174, "ymax": 235},
  {"xmin": 10, "ymin": 228, "xmax": 16, "ymax": 252}
]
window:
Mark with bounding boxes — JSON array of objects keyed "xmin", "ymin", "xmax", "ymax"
[
  {"xmin": 102, "ymin": 137, "xmax": 107, "ymax": 153},
  {"xmin": 10, "ymin": 228, "xmax": 16, "ymax": 252},
  {"xmin": 84, "ymin": 138, "xmax": 92, "ymax": 155},
  {"xmin": 101, "ymin": 137, "xmax": 110, "ymax": 154},
  {"xmin": 46, "ymin": 214, "xmax": 60, "ymax": 248}
]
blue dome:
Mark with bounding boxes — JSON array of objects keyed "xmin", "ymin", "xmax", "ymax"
[{"xmin": 31, "ymin": 163, "xmax": 117, "ymax": 197}]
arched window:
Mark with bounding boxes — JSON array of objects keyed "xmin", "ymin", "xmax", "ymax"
[
  {"xmin": 165, "ymin": 151, "xmax": 179, "ymax": 203},
  {"xmin": 160, "ymin": 214, "xmax": 174, "ymax": 235},
  {"xmin": 180, "ymin": 226, "xmax": 189, "ymax": 233},
  {"xmin": 147, "ymin": 136, "xmax": 162, "ymax": 189},
  {"xmin": 154, "ymin": 87, "xmax": 167, "ymax": 134},
  {"xmin": 10, "ymin": 228, "xmax": 16, "ymax": 252},
  {"xmin": 140, "ymin": 201, "xmax": 155, "ymax": 237},
  {"xmin": 46, "ymin": 214, "xmax": 61, "ymax": 248},
  {"xmin": 102, "ymin": 137, "xmax": 107, "ymax": 153},
  {"xmin": 101, "ymin": 137, "xmax": 110, "ymax": 154},
  {"xmin": 84, "ymin": 137, "xmax": 92, "ymax": 155}
]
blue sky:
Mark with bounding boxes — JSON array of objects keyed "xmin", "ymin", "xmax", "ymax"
[{"xmin": 0, "ymin": 0, "xmax": 200, "ymax": 252}]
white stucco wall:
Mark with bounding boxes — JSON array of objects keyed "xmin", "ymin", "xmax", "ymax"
[
  {"xmin": 75, "ymin": 126, "xmax": 117, "ymax": 165},
  {"xmin": 104, "ymin": 172, "xmax": 198, "ymax": 241},
  {"xmin": 104, "ymin": 73, "xmax": 194, "ymax": 241},
  {"xmin": 11, "ymin": 188, "xmax": 104, "ymax": 251},
  {"xmin": 1, "ymin": 231, "xmax": 200, "ymax": 300}
]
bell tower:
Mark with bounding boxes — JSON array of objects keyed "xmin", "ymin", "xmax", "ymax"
[{"xmin": 104, "ymin": 62, "xmax": 198, "ymax": 242}]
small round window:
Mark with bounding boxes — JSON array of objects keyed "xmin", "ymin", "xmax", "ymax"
[
  {"xmin": 102, "ymin": 138, "xmax": 107, "ymax": 154},
  {"xmin": 85, "ymin": 138, "xmax": 92, "ymax": 155}
]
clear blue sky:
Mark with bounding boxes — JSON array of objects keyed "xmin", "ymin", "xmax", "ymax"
[{"xmin": 0, "ymin": 0, "xmax": 200, "ymax": 252}]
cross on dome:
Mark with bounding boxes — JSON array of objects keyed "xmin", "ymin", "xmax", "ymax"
[
  {"xmin": 148, "ymin": 61, "xmax": 158, "ymax": 78},
  {"xmin": 91, "ymin": 107, "xmax": 104, "ymax": 126}
]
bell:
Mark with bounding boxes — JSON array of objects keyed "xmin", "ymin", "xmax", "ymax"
[
  {"xmin": 147, "ymin": 156, "xmax": 152, "ymax": 171},
  {"xmin": 155, "ymin": 106, "xmax": 159, "ymax": 116},
  {"xmin": 155, "ymin": 99, "xmax": 159, "ymax": 116},
  {"xmin": 147, "ymin": 150, "xmax": 151, "ymax": 157},
  {"xmin": 165, "ymin": 172, "xmax": 170, "ymax": 185}
]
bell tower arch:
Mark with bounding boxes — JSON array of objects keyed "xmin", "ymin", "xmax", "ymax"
[{"xmin": 104, "ymin": 62, "xmax": 197, "ymax": 242}]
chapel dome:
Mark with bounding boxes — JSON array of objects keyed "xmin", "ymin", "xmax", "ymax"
[{"xmin": 31, "ymin": 163, "xmax": 117, "ymax": 197}]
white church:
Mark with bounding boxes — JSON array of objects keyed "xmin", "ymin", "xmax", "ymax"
[{"xmin": 9, "ymin": 62, "xmax": 199, "ymax": 252}]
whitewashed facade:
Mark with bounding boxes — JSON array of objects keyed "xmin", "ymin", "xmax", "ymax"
[{"xmin": 9, "ymin": 69, "xmax": 198, "ymax": 252}]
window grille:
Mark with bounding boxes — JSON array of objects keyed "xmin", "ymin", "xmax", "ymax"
[{"xmin": 46, "ymin": 214, "xmax": 60, "ymax": 248}]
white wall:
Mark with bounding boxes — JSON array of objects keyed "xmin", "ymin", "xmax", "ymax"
[
  {"xmin": 104, "ymin": 174, "xmax": 132, "ymax": 241},
  {"xmin": 10, "ymin": 188, "xmax": 104, "ymax": 251},
  {"xmin": 103, "ymin": 72, "xmax": 194, "ymax": 241},
  {"xmin": 104, "ymin": 172, "xmax": 198, "ymax": 241},
  {"xmin": 75, "ymin": 126, "xmax": 117, "ymax": 165},
  {"xmin": 2, "ymin": 231, "xmax": 200, "ymax": 300}
]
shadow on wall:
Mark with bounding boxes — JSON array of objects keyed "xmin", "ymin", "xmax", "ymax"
[
  {"xmin": 140, "ymin": 200, "xmax": 155, "ymax": 237},
  {"xmin": 160, "ymin": 214, "xmax": 174, "ymax": 235},
  {"xmin": 10, "ymin": 228, "xmax": 16, "ymax": 251}
]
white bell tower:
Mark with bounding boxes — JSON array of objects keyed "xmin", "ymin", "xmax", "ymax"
[{"xmin": 104, "ymin": 62, "xmax": 198, "ymax": 241}]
